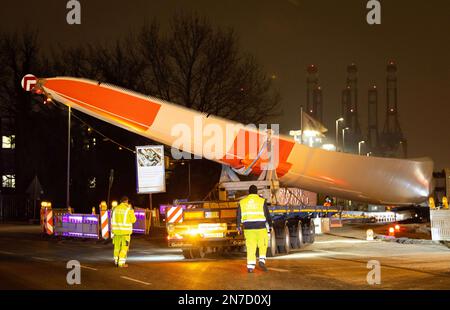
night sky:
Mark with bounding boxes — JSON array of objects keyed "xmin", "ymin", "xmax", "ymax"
[{"xmin": 1, "ymin": 0, "xmax": 449, "ymax": 169}]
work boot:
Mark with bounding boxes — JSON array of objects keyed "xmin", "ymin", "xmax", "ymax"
[
  {"xmin": 247, "ymin": 268, "xmax": 254, "ymax": 273},
  {"xmin": 259, "ymin": 261, "xmax": 268, "ymax": 272}
]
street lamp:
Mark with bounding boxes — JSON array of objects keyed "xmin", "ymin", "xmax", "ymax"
[
  {"xmin": 335, "ymin": 117, "xmax": 344, "ymax": 151},
  {"xmin": 342, "ymin": 127, "xmax": 349, "ymax": 153},
  {"xmin": 358, "ymin": 140, "xmax": 365, "ymax": 155}
]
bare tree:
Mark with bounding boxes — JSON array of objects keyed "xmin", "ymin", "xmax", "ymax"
[{"xmin": 138, "ymin": 13, "xmax": 280, "ymax": 124}]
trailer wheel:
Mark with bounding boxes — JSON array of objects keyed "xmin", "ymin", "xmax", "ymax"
[
  {"xmin": 267, "ymin": 228, "xmax": 278, "ymax": 257},
  {"xmin": 303, "ymin": 220, "xmax": 316, "ymax": 244},
  {"xmin": 290, "ymin": 221, "xmax": 304, "ymax": 249},
  {"xmin": 277, "ymin": 225, "xmax": 290, "ymax": 254}
]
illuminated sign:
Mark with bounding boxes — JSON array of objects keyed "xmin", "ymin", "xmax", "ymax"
[{"xmin": 136, "ymin": 145, "xmax": 166, "ymax": 194}]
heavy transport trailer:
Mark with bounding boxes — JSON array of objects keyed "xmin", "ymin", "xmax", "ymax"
[{"xmin": 166, "ymin": 179, "xmax": 338, "ymax": 259}]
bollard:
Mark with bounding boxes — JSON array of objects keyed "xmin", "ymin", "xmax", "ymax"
[
  {"xmin": 99, "ymin": 201, "xmax": 110, "ymax": 239},
  {"xmin": 366, "ymin": 229, "xmax": 374, "ymax": 241},
  {"xmin": 443, "ymin": 197, "xmax": 449, "ymax": 210}
]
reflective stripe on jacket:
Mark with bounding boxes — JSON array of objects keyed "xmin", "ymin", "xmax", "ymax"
[
  {"xmin": 111, "ymin": 203, "xmax": 136, "ymax": 235},
  {"xmin": 240, "ymin": 194, "xmax": 266, "ymax": 223}
]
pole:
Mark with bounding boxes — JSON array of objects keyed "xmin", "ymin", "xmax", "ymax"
[
  {"xmin": 66, "ymin": 106, "xmax": 71, "ymax": 208},
  {"xmin": 188, "ymin": 161, "xmax": 191, "ymax": 199},
  {"xmin": 300, "ymin": 106, "xmax": 304, "ymax": 145},
  {"xmin": 335, "ymin": 120, "xmax": 339, "ymax": 151},
  {"xmin": 342, "ymin": 128, "xmax": 346, "ymax": 153},
  {"xmin": 107, "ymin": 169, "xmax": 114, "ymax": 207}
]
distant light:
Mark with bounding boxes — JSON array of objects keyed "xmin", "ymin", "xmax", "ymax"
[
  {"xmin": 118, "ymin": 147, "xmax": 122, "ymax": 151},
  {"xmin": 394, "ymin": 224, "xmax": 401, "ymax": 232},
  {"xmin": 321, "ymin": 144, "xmax": 336, "ymax": 151},
  {"xmin": 389, "ymin": 227, "xmax": 395, "ymax": 234},
  {"xmin": 87, "ymin": 127, "xmax": 92, "ymax": 133},
  {"xmin": 310, "ymin": 110, "xmax": 313, "ymax": 113},
  {"xmin": 390, "ymin": 108, "xmax": 394, "ymax": 112},
  {"xmin": 373, "ymin": 85, "xmax": 377, "ymax": 89},
  {"xmin": 350, "ymin": 109, "xmax": 354, "ymax": 113},
  {"xmin": 271, "ymin": 74, "xmax": 277, "ymax": 80}
]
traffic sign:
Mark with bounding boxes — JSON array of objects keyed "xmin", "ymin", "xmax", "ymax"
[{"xmin": 21, "ymin": 74, "xmax": 38, "ymax": 92}]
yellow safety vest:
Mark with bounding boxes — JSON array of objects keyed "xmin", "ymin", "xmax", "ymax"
[
  {"xmin": 240, "ymin": 194, "xmax": 266, "ymax": 223},
  {"xmin": 111, "ymin": 203, "xmax": 136, "ymax": 235}
]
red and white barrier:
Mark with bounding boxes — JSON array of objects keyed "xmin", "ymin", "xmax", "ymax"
[{"xmin": 167, "ymin": 206, "xmax": 183, "ymax": 224}]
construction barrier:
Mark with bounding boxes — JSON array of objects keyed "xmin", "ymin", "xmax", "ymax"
[
  {"xmin": 100, "ymin": 201, "xmax": 109, "ymax": 239},
  {"xmin": 40, "ymin": 202, "xmax": 55, "ymax": 235},
  {"xmin": 313, "ymin": 217, "xmax": 330, "ymax": 234},
  {"xmin": 430, "ymin": 210, "xmax": 450, "ymax": 241},
  {"xmin": 41, "ymin": 203, "xmax": 151, "ymax": 240},
  {"xmin": 133, "ymin": 208, "xmax": 151, "ymax": 234},
  {"xmin": 54, "ymin": 213, "xmax": 100, "ymax": 239}
]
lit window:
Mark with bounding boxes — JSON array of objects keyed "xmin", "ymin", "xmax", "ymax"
[
  {"xmin": 2, "ymin": 135, "xmax": 15, "ymax": 149},
  {"xmin": 2, "ymin": 175, "xmax": 16, "ymax": 188}
]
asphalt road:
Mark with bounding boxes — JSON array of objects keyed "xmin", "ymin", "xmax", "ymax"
[{"xmin": 0, "ymin": 224, "xmax": 449, "ymax": 290}]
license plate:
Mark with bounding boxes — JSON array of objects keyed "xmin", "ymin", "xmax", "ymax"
[{"xmin": 203, "ymin": 232, "xmax": 223, "ymax": 238}]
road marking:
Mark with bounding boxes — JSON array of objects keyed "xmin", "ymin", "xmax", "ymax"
[
  {"xmin": 268, "ymin": 267, "xmax": 290, "ymax": 273},
  {"xmin": 315, "ymin": 249, "xmax": 367, "ymax": 258},
  {"xmin": 32, "ymin": 256, "xmax": 53, "ymax": 262},
  {"xmin": 0, "ymin": 251, "xmax": 14, "ymax": 255},
  {"xmin": 81, "ymin": 265, "xmax": 98, "ymax": 271},
  {"xmin": 120, "ymin": 276, "xmax": 151, "ymax": 286}
]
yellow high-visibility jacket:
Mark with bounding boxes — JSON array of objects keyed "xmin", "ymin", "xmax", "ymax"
[
  {"xmin": 111, "ymin": 203, "xmax": 136, "ymax": 235},
  {"xmin": 237, "ymin": 194, "xmax": 272, "ymax": 230}
]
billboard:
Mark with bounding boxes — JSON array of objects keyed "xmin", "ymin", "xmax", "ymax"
[{"xmin": 136, "ymin": 145, "xmax": 166, "ymax": 194}]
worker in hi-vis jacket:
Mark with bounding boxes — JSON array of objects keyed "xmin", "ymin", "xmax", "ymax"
[
  {"xmin": 237, "ymin": 185, "xmax": 273, "ymax": 273},
  {"xmin": 111, "ymin": 196, "xmax": 136, "ymax": 268}
]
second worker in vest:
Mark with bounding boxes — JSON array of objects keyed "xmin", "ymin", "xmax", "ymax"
[
  {"xmin": 237, "ymin": 185, "xmax": 273, "ymax": 273},
  {"xmin": 111, "ymin": 196, "xmax": 136, "ymax": 268}
]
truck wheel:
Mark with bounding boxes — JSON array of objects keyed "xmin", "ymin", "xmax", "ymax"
[
  {"xmin": 277, "ymin": 225, "xmax": 290, "ymax": 254},
  {"xmin": 267, "ymin": 229, "xmax": 277, "ymax": 257},
  {"xmin": 182, "ymin": 249, "xmax": 194, "ymax": 259},
  {"xmin": 191, "ymin": 247, "xmax": 206, "ymax": 259},
  {"xmin": 290, "ymin": 222, "xmax": 304, "ymax": 249}
]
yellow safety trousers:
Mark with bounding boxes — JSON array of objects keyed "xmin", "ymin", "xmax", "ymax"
[
  {"xmin": 113, "ymin": 235, "xmax": 131, "ymax": 266},
  {"xmin": 244, "ymin": 228, "xmax": 268, "ymax": 269}
]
